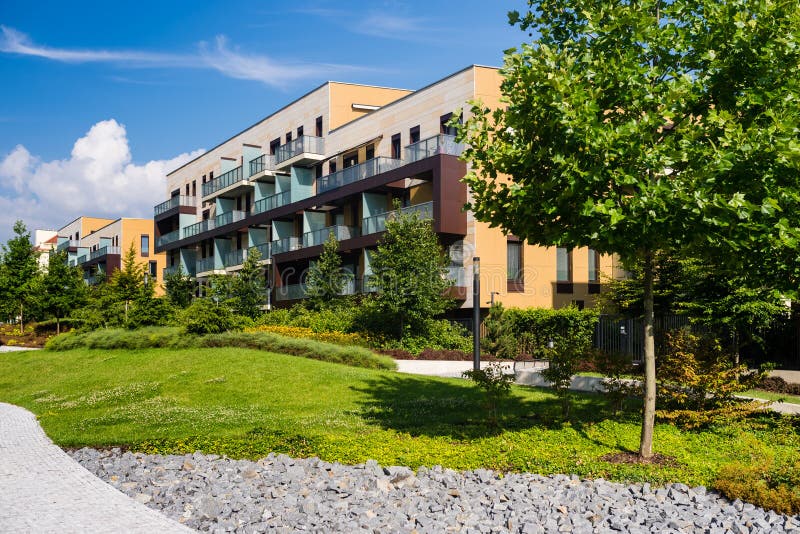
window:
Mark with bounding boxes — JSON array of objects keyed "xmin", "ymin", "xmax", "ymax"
[
  {"xmin": 507, "ymin": 241, "xmax": 523, "ymax": 289},
  {"xmin": 245, "ymin": 192, "xmax": 251, "ymax": 212},
  {"xmin": 315, "ymin": 116, "xmax": 323, "ymax": 137},
  {"xmin": 329, "ymin": 160, "xmax": 337, "ymax": 174},
  {"xmin": 209, "ymin": 171, "xmax": 214, "ymax": 180},
  {"xmin": 148, "ymin": 261, "xmax": 157, "ymax": 278},
  {"xmin": 556, "ymin": 247, "xmax": 572, "ymax": 281},
  {"xmin": 409, "ymin": 125, "xmax": 420, "ymax": 144},
  {"xmin": 270, "ymin": 138, "xmax": 280, "ymax": 155},
  {"xmin": 285, "ymin": 132, "xmax": 292, "ymax": 144},
  {"xmin": 440, "ymin": 112, "xmax": 458, "ymax": 136},
  {"xmin": 171, "ymin": 188, "xmax": 180, "ymax": 197},
  {"xmin": 141, "ymin": 235, "xmax": 150, "ymax": 257},
  {"xmin": 315, "ymin": 164, "xmax": 323, "ymax": 179},
  {"xmin": 343, "ymin": 152, "xmax": 358, "ymax": 168},
  {"xmin": 391, "ymin": 133, "xmax": 401, "ymax": 159},
  {"xmin": 191, "ymin": 180, "xmax": 196, "ymax": 196},
  {"xmin": 588, "ymin": 249, "xmax": 600, "ymax": 282},
  {"xmin": 297, "ymin": 125, "xmax": 304, "ymax": 138},
  {"xmin": 201, "ymin": 175, "xmax": 206, "ymax": 184},
  {"xmin": 185, "ymin": 183, "xmax": 190, "ymax": 195},
  {"xmin": 365, "ymin": 144, "xmax": 375, "ymax": 160}
]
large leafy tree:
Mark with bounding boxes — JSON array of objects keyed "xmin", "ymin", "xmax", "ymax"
[
  {"xmin": 306, "ymin": 232, "xmax": 349, "ymax": 309},
  {"xmin": 109, "ymin": 243, "xmax": 153, "ymax": 323},
  {"xmin": 41, "ymin": 249, "xmax": 87, "ymax": 334},
  {"xmin": 458, "ymin": 0, "xmax": 800, "ymax": 458},
  {"xmin": 229, "ymin": 248, "xmax": 266, "ymax": 319},
  {"xmin": 163, "ymin": 265, "xmax": 195, "ymax": 308},
  {"xmin": 0, "ymin": 221, "xmax": 41, "ymax": 332},
  {"xmin": 370, "ymin": 204, "xmax": 453, "ymax": 338}
]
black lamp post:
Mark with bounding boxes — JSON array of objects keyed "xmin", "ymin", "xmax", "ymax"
[{"xmin": 473, "ymin": 257, "xmax": 480, "ymax": 372}]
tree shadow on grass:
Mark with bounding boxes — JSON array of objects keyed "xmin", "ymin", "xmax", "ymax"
[{"xmin": 350, "ymin": 373, "xmax": 638, "ymax": 440}]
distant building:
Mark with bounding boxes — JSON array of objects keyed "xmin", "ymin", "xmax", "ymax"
[
  {"xmin": 33, "ymin": 230, "xmax": 58, "ymax": 269},
  {"xmin": 53, "ymin": 216, "xmax": 165, "ymax": 294},
  {"xmin": 155, "ymin": 65, "xmax": 620, "ymax": 319}
]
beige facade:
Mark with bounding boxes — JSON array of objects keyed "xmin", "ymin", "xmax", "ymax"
[{"xmin": 157, "ymin": 65, "xmax": 616, "ymax": 315}]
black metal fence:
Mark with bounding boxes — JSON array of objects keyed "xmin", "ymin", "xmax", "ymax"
[{"xmin": 594, "ymin": 315, "xmax": 691, "ymax": 363}]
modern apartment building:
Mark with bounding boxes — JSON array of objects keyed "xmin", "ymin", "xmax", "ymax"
[
  {"xmin": 156, "ymin": 65, "xmax": 618, "ymax": 318},
  {"xmin": 55, "ymin": 216, "xmax": 166, "ymax": 293}
]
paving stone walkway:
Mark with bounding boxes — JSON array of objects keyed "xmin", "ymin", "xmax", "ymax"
[{"xmin": 0, "ymin": 402, "xmax": 194, "ymax": 533}]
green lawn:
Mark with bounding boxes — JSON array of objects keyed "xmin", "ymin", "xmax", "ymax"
[
  {"xmin": 0, "ymin": 347, "xmax": 797, "ymax": 488},
  {"xmin": 743, "ymin": 389, "xmax": 800, "ymax": 405}
]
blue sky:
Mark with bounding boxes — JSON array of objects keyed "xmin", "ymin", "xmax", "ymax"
[{"xmin": 0, "ymin": 1, "xmax": 525, "ymax": 243}]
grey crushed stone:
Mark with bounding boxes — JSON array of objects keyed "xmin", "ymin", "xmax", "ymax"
[{"xmin": 69, "ymin": 448, "xmax": 800, "ymax": 533}]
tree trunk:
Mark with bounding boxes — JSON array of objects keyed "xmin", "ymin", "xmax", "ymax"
[
  {"xmin": 19, "ymin": 303, "xmax": 24, "ymax": 335},
  {"xmin": 639, "ymin": 250, "xmax": 656, "ymax": 459},
  {"xmin": 56, "ymin": 317, "xmax": 61, "ymax": 335}
]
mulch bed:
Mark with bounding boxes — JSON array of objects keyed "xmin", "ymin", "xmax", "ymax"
[{"xmin": 600, "ymin": 451, "xmax": 680, "ymax": 467}]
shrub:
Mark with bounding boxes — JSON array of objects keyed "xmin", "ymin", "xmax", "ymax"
[
  {"xmin": 592, "ymin": 349, "xmax": 641, "ymax": 416},
  {"xmin": 180, "ymin": 299, "xmax": 239, "ymax": 335},
  {"xmin": 715, "ymin": 458, "xmax": 800, "ymax": 515},
  {"xmin": 376, "ymin": 348, "xmax": 415, "ymax": 359},
  {"xmin": 126, "ymin": 297, "xmax": 177, "ymax": 329},
  {"xmin": 500, "ymin": 307, "xmax": 598, "ymax": 359},
  {"xmin": 463, "ymin": 362, "xmax": 515, "ymax": 427},
  {"xmin": 245, "ymin": 325, "xmax": 366, "ymax": 346},
  {"xmin": 45, "ymin": 327, "xmax": 187, "ymax": 351},
  {"xmin": 540, "ymin": 340, "xmax": 585, "ymax": 419},
  {"xmin": 33, "ymin": 318, "xmax": 82, "ymax": 334},
  {"xmin": 482, "ymin": 303, "xmax": 516, "ymax": 358},
  {"xmin": 758, "ymin": 376, "xmax": 800, "ymax": 396}
]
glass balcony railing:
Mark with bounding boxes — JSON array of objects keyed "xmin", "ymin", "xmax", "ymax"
[
  {"xmin": 215, "ymin": 210, "xmax": 247, "ymax": 228},
  {"xmin": 447, "ymin": 265, "xmax": 466, "ymax": 286},
  {"xmin": 271, "ymin": 236, "xmax": 301, "ymax": 255},
  {"xmin": 76, "ymin": 255, "xmax": 87, "ymax": 265},
  {"xmin": 275, "ymin": 283, "xmax": 307, "ymax": 301},
  {"xmin": 154, "ymin": 195, "xmax": 196, "ymax": 217},
  {"xmin": 183, "ymin": 219, "xmax": 215, "ymax": 239},
  {"xmin": 156, "ymin": 229, "xmax": 180, "ymax": 248},
  {"xmin": 249, "ymin": 242, "xmax": 271, "ymax": 261},
  {"xmin": 303, "ymin": 225, "xmax": 359, "ymax": 248},
  {"xmin": 202, "ymin": 166, "xmax": 244, "ymax": 197},
  {"xmin": 196, "ymin": 256, "xmax": 217, "ymax": 274},
  {"xmin": 253, "ymin": 191, "xmax": 290, "ymax": 215},
  {"xmin": 362, "ymin": 201, "xmax": 434, "ymax": 235},
  {"xmin": 276, "ymin": 135, "xmax": 324, "ymax": 164},
  {"xmin": 57, "ymin": 239, "xmax": 79, "ymax": 252},
  {"xmin": 248, "ymin": 154, "xmax": 276, "ymax": 176},
  {"xmin": 164, "ymin": 264, "xmax": 196, "ymax": 277},
  {"xmin": 317, "ymin": 157, "xmax": 402, "ymax": 194},
  {"xmin": 163, "ymin": 265, "xmax": 180, "ymax": 277},
  {"xmin": 89, "ymin": 246, "xmax": 121, "ymax": 261},
  {"xmin": 405, "ymin": 134, "xmax": 464, "ymax": 164},
  {"xmin": 224, "ymin": 249, "xmax": 246, "ymax": 268}
]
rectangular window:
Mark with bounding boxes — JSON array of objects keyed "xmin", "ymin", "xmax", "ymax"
[
  {"xmin": 556, "ymin": 247, "xmax": 572, "ymax": 282},
  {"xmin": 409, "ymin": 125, "xmax": 420, "ymax": 144},
  {"xmin": 315, "ymin": 116, "xmax": 323, "ymax": 137},
  {"xmin": 185, "ymin": 183, "xmax": 190, "ymax": 195},
  {"xmin": 588, "ymin": 249, "xmax": 597, "ymax": 279},
  {"xmin": 343, "ymin": 152, "xmax": 358, "ymax": 168},
  {"xmin": 245, "ymin": 192, "xmax": 251, "ymax": 212},
  {"xmin": 201, "ymin": 175, "xmax": 206, "ymax": 184},
  {"xmin": 270, "ymin": 138, "xmax": 280, "ymax": 155},
  {"xmin": 191, "ymin": 180, "xmax": 196, "ymax": 196},
  {"xmin": 329, "ymin": 160, "xmax": 337, "ymax": 174},
  {"xmin": 148, "ymin": 261, "xmax": 157, "ymax": 278},
  {"xmin": 365, "ymin": 144, "xmax": 375, "ymax": 160},
  {"xmin": 171, "ymin": 188, "xmax": 180, "ymax": 197},
  {"xmin": 315, "ymin": 164, "xmax": 323, "ymax": 179},
  {"xmin": 440, "ymin": 112, "xmax": 457, "ymax": 135},
  {"xmin": 285, "ymin": 132, "xmax": 292, "ymax": 144},
  {"xmin": 297, "ymin": 125, "xmax": 304, "ymax": 138},
  {"xmin": 209, "ymin": 171, "xmax": 214, "ymax": 180},
  {"xmin": 391, "ymin": 133, "xmax": 401, "ymax": 159},
  {"xmin": 507, "ymin": 241, "xmax": 523, "ymax": 282},
  {"xmin": 141, "ymin": 234, "xmax": 150, "ymax": 257}
]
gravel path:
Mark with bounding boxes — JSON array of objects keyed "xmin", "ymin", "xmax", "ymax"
[
  {"xmin": 70, "ymin": 448, "xmax": 800, "ymax": 534},
  {"xmin": 0, "ymin": 403, "xmax": 192, "ymax": 534}
]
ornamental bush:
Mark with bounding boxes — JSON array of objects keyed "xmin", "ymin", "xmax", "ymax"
[{"xmin": 498, "ymin": 307, "xmax": 598, "ymax": 359}]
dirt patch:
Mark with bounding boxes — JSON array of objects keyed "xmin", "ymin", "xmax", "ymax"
[
  {"xmin": 600, "ymin": 451, "xmax": 680, "ymax": 467},
  {"xmin": 0, "ymin": 324, "xmax": 56, "ymax": 349}
]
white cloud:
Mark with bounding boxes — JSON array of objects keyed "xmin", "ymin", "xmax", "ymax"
[
  {"xmin": 0, "ymin": 120, "xmax": 204, "ymax": 242},
  {"xmin": 0, "ymin": 25, "xmax": 368, "ymax": 88}
]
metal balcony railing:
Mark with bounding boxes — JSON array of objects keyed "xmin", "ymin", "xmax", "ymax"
[
  {"xmin": 276, "ymin": 135, "xmax": 324, "ymax": 164},
  {"xmin": 57, "ymin": 239, "xmax": 79, "ymax": 252},
  {"xmin": 196, "ymin": 256, "xmax": 217, "ymax": 274},
  {"xmin": 183, "ymin": 219, "xmax": 215, "ymax": 239},
  {"xmin": 248, "ymin": 154, "xmax": 276, "ymax": 176},
  {"xmin": 274, "ymin": 283, "xmax": 307, "ymax": 301},
  {"xmin": 154, "ymin": 195, "xmax": 196, "ymax": 216},
  {"xmin": 404, "ymin": 134, "xmax": 464, "ymax": 164},
  {"xmin": 76, "ymin": 255, "xmax": 87, "ymax": 265},
  {"xmin": 215, "ymin": 210, "xmax": 247, "ymax": 228},
  {"xmin": 224, "ymin": 248, "xmax": 246, "ymax": 267},
  {"xmin": 156, "ymin": 229, "xmax": 180, "ymax": 248},
  {"xmin": 317, "ymin": 157, "xmax": 402, "ymax": 194},
  {"xmin": 249, "ymin": 242, "xmax": 271, "ymax": 261},
  {"xmin": 362, "ymin": 201, "xmax": 434, "ymax": 235},
  {"xmin": 303, "ymin": 225, "xmax": 359, "ymax": 248},
  {"xmin": 253, "ymin": 191, "xmax": 290, "ymax": 215},
  {"xmin": 271, "ymin": 236, "xmax": 301, "ymax": 255},
  {"xmin": 89, "ymin": 246, "xmax": 121, "ymax": 261},
  {"xmin": 202, "ymin": 166, "xmax": 244, "ymax": 197}
]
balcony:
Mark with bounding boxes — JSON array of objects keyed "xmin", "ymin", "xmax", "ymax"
[
  {"xmin": 202, "ymin": 166, "xmax": 245, "ymax": 198},
  {"xmin": 271, "ymin": 236, "xmax": 302, "ymax": 255},
  {"xmin": 76, "ymin": 255, "xmax": 87, "ymax": 265},
  {"xmin": 224, "ymin": 248, "xmax": 247, "ymax": 268},
  {"xmin": 317, "ymin": 157, "xmax": 402, "ymax": 194},
  {"xmin": 164, "ymin": 264, "xmax": 196, "ymax": 277},
  {"xmin": 303, "ymin": 225, "xmax": 359, "ymax": 248},
  {"xmin": 154, "ymin": 195, "xmax": 196, "ymax": 218},
  {"xmin": 275, "ymin": 283, "xmax": 307, "ymax": 302},
  {"xmin": 89, "ymin": 246, "xmax": 121, "ymax": 262},
  {"xmin": 405, "ymin": 134, "xmax": 464, "ymax": 164},
  {"xmin": 156, "ymin": 229, "xmax": 180, "ymax": 248},
  {"xmin": 253, "ymin": 191, "xmax": 290, "ymax": 215},
  {"xmin": 215, "ymin": 210, "xmax": 247, "ymax": 228},
  {"xmin": 362, "ymin": 201, "xmax": 434, "ymax": 235},
  {"xmin": 249, "ymin": 242, "xmax": 271, "ymax": 262},
  {"xmin": 183, "ymin": 219, "xmax": 215, "ymax": 239},
  {"xmin": 248, "ymin": 154, "xmax": 277, "ymax": 179},
  {"xmin": 275, "ymin": 136, "xmax": 325, "ymax": 169},
  {"xmin": 57, "ymin": 239, "xmax": 80, "ymax": 252},
  {"xmin": 196, "ymin": 256, "xmax": 218, "ymax": 275},
  {"xmin": 447, "ymin": 265, "xmax": 466, "ymax": 286}
]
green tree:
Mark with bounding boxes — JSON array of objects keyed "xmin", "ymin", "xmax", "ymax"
[
  {"xmin": 0, "ymin": 221, "xmax": 41, "ymax": 332},
  {"xmin": 458, "ymin": 0, "xmax": 800, "ymax": 458},
  {"xmin": 41, "ymin": 249, "xmax": 87, "ymax": 334},
  {"xmin": 229, "ymin": 247, "xmax": 265, "ymax": 319},
  {"xmin": 109, "ymin": 244, "xmax": 152, "ymax": 324},
  {"xmin": 306, "ymin": 232, "xmax": 349, "ymax": 309},
  {"xmin": 163, "ymin": 265, "xmax": 195, "ymax": 308},
  {"xmin": 370, "ymin": 203, "xmax": 453, "ymax": 338}
]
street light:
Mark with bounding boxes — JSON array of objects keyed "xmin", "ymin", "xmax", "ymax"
[
  {"xmin": 488, "ymin": 291, "xmax": 500, "ymax": 306},
  {"xmin": 473, "ymin": 257, "xmax": 481, "ymax": 372}
]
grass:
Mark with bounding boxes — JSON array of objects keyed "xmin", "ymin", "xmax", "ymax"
[
  {"xmin": 0, "ymin": 347, "xmax": 797, "ymax": 489},
  {"xmin": 743, "ymin": 389, "xmax": 800, "ymax": 405}
]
